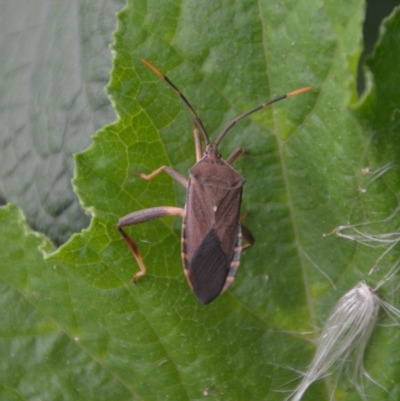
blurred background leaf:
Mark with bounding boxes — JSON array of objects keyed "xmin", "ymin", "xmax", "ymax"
[{"xmin": 0, "ymin": 0, "xmax": 124, "ymax": 244}]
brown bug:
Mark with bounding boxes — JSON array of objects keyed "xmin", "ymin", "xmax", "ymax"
[{"xmin": 117, "ymin": 59, "xmax": 311, "ymax": 304}]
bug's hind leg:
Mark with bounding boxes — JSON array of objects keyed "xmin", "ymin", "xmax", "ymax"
[{"xmin": 117, "ymin": 206, "xmax": 185, "ymax": 282}]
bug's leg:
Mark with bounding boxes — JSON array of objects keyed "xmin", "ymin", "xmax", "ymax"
[
  {"xmin": 241, "ymin": 223, "xmax": 255, "ymax": 251},
  {"xmin": 221, "ymin": 223, "xmax": 255, "ymax": 294},
  {"xmin": 134, "ymin": 166, "xmax": 188, "ymax": 188},
  {"xmin": 192, "ymin": 122, "xmax": 203, "ymax": 162},
  {"xmin": 226, "ymin": 148, "xmax": 247, "ymax": 165},
  {"xmin": 117, "ymin": 206, "xmax": 185, "ymax": 282}
]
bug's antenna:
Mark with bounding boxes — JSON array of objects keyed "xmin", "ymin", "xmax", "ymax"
[
  {"xmin": 214, "ymin": 86, "xmax": 312, "ymax": 146},
  {"xmin": 141, "ymin": 59, "xmax": 210, "ymax": 145}
]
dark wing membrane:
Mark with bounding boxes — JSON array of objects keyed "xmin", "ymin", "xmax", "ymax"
[{"xmin": 189, "ymin": 229, "xmax": 229, "ymax": 304}]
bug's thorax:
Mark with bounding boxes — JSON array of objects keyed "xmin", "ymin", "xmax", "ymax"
[{"xmin": 189, "ymin": 144, "xmax": 245, "ymax": 190}]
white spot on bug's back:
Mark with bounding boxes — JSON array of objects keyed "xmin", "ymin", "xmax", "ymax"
[{"xmin": 213, "ymin": 206, "xmax": 217, "ymax": 212}]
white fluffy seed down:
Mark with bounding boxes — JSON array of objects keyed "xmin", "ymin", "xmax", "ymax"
[{"xmin": 287, "ymin": 281, "xmax": 400, "ymax": 401}]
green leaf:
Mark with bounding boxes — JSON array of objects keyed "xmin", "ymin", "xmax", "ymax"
[{"xmin": 1, "ymin": 1, "xmax": 400, "ymax": 400}]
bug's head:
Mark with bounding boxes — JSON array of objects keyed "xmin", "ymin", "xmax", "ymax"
[{"xmin": 204, "ymin": 143, "xmax": 222, "ymax": 162}]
